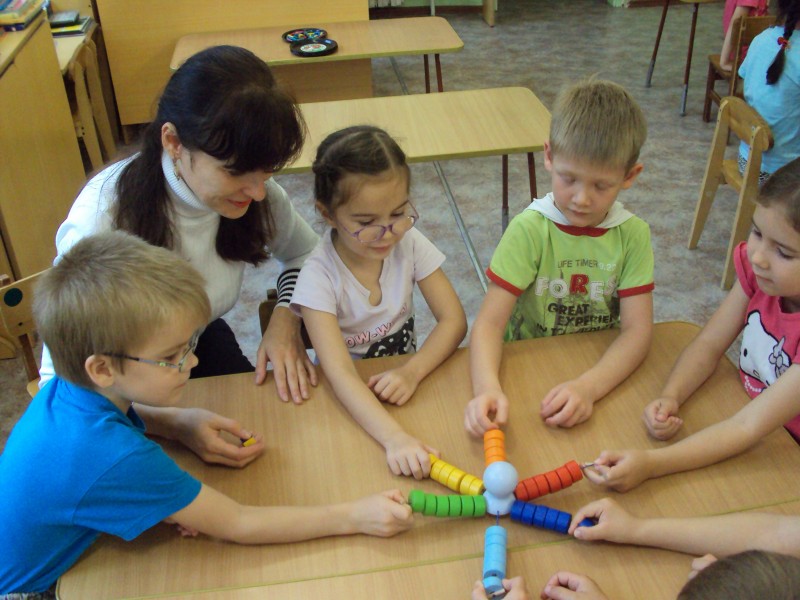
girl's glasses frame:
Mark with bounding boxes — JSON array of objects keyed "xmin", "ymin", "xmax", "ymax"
[{"xmin": 336, "ymin": 202, "xmax": 419, "ymax": 244}]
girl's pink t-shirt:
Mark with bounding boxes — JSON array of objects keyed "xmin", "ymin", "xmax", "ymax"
[{"xmin": 723, "ymin": 0, "xmax": 769, "ymax": 33}]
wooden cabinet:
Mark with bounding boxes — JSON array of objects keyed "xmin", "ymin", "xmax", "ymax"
[{"xmin": 0, "ymin": 14, "xmax": 86, "ymax": 279}]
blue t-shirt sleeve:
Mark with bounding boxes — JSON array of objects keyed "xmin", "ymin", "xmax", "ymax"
[{"xmin": 73, "ymin": 440, "xmax": 201, "ymax": 541}]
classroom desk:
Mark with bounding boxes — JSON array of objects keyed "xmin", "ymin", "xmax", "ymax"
[
  {"xmin": 171, "ymin": 17, "xmax": 464, "ymax": 94},
  {"xmin": 57, "ymin": 322, "xmax": 800, "ymax": 599},
  {"xmin": 286, "ymin": 86, "xmax": 549, "ymax": 227}
]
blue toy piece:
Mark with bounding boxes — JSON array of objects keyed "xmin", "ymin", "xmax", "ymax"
[
  {"xmin": 510, "ymin": 500, "xmax": 595, "ymax": 534},
  {"xmin": 482, "ymin": 524, "xmax": 507, "ymax": 597}
]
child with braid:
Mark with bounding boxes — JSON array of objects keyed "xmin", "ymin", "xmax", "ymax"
[{"xmin": 738, "ymin": 0, "xmax": 800, "ymax": 183}]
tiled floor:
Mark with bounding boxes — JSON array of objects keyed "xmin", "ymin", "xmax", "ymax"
[{"xmin": 1, "ymin": 0, "xmax": 742, "ymax": 449}]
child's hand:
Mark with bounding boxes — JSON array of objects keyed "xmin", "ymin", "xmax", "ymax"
[
  {"xmin": 174, "ymin": 408, "xmax": 265, "ymax": 468},
  {"xmin": 540, "ymin": 572, "xmax": 609, "ymax": 600},
  {"xmin": 472, "ymin": 576, "xmax": 530, "ymax": 600},
  {"xmin": 384, "ymin": 432, "xmax": 437, "ymax": 479},
  {"xmin": 687, "ymin": 554, "xmax": 718, "ymax": 581},
  {"xmin": 464, "ymin": 391, "xmax": 509, "ymax": 437},
  {"xmin": 568, "ymin": 497, "xmax": 638, "ymax": 544},
  {"xmin": 540, "ymin": 380, "xmax": 594, "ymax": 428},
  {"xmin": 582, "ymin": 449, "xmax": 653, "ymax": 492},
  {"xmin": 367, "ymin": 367, "xmax": 418, "ymax": 406},
  {"xmin": 349, "ymin": 489, "xmax": 414, "ymax": 537},
  {"xmin": 642, "ymin": 397, "xmax": 683, "ymax": 440}
]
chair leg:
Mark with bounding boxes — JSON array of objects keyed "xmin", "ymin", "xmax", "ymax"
[
  {"xmin": 703, "ymin": 62, "xmax": 715, "ymax": 123},
  {"xmin": 689, "ymin": 115, "xmax": 728, "ymax": 248}
]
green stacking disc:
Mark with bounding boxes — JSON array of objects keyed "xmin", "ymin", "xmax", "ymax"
[
  {"xmin": 423, "ymin": 493, "xmax": 437, "ymax": 516},
  {"xmin": 473, "ymin": 494, "xmax": 487, "ymax": 517},
  {"xmin": 435, "ymin": 495, "xmax": 450, "ymax": 517},
  {"xmin": 409, "ymin": 490, "xmax": 425, "ymax": 513},
  {"xmin": 448, "ymin": 494, "xmax": 463, "ymax": 516},
  {"xmin": 461, "ymin": 495, "xmax": 475, "ymax": 517}
]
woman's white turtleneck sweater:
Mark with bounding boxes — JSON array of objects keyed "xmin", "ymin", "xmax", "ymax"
[{"xmin": 38, "ymin": 151, "xmax": 318, "ymax": 385}]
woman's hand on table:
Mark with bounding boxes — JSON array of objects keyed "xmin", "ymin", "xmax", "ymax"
[{"xmin": 255, "ymin": 306, "xmax": 318, "ymax": 404}]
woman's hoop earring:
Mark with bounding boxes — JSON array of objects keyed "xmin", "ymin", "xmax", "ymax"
[{"xmin": 173, "ymin": 159, "xmax": 182, "ymax": 182}]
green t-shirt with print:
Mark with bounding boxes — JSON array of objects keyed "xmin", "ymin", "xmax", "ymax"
[{"xmin": 487, "ymin": 205, "xmax": 654, "ymax": 341}]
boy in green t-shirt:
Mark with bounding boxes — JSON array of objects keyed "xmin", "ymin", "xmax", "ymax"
[{"xmin": 465, "ymin": 79, "xmax": 654, "ymax": 435}]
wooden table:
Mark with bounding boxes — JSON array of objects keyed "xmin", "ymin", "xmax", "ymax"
[
  {"xmin": 57, "ymin": 322, "xmax": 800, "ymax": 599},
  {"xmin": 171, "ymin": 17, "xmax": 464, "ymax": 94}
]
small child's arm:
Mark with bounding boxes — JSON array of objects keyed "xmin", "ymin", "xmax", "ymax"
[
  {"xmin": 465, "ymin": 284, "xmax": 518, "ymax": 437},
  {"xmin": 569, "ymin": 497, "xmax": 800, "ymax": 559},
  {"xmin": 720, "ymin": 5, "xmax": 751, "ymax": 70},
  {"xmin": 541, "ymin": 291, "xmax": 653, "ymax": 428},
  {"xmin": 367, "ymin": 268, "xmax": 466, "ymax": 405},
  {"xmin": 587, "ymin": 363, "xmax": 800, "ymax": 491},
  {"xmin": 171, "ymin": 485, "xmax": 413, "ymax": 543},
  {"xmin": 301, "ymin": 306, "xmax": 438, "ymax": 479},
  {"xmin": 643, "ymin": 282, "xmax": 749, "ymax": 440}
]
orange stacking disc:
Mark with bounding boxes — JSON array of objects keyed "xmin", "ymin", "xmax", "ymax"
[
  {"xmin": 565, "ymin": 460, "xmax": 583, "ymax": 482},
  {"xmin": 544, "ymin": 470, "xmax": 563, "ymax": 493},
  {"xmin": 515, "ymin": 461, "xmax": 584, "ymax": 501},
  {"xmin": 483, "ymin": 429, "xmax": 506, "ymax": 466}
]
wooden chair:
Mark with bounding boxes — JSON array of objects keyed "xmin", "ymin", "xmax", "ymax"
[
  {"xmin": 258, "ymin": 288, "xmax": 312, "ymax": 349},
  {"xmin": 68, "ymin": 39, "xmax": 116, "ymax": 170},
  {"xmin": 0, "ymin": 271, "xmax": 47, "ymax": 397},
  {"xmin": 703, "ymin": 15, "xmax": 775, "ymax": 123},
  {"xmin": 688, "ymin": 97, "xmax": 773, "ymax": 289}
]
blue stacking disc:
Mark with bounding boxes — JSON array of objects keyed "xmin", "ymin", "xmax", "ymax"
[
  {"xmin": 544, "ymin": 508, "xmax": 560, "ymax": 531},
  {"xmin": 483, "ymin": 525, "xmax": 507, "ymax": 579},
  {"xmin": 483, "ymin": 576, "xmax": 504, "ymax": 596},
  {"xmin": 555, "ymin": 511, "xmax": 571, "ymax": 533},
  {"xmin": 579, "ymin": 518, "xmax": 597, "ymax": 528},
  {"xmin": 510, "ymin": 500, "xmax": 525, "ymax": 522},
  {"xmin": 532, "ymin": 504, "xmax": 548, "ymax": 528},
  {"xmin": 521, "ymin": 502, "xmax": 536, "ymax": 525}
]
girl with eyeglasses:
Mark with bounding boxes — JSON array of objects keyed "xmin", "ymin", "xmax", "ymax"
[{"xmin": 291, "ymin": 126, "xmax": 467, "ymax": 480}]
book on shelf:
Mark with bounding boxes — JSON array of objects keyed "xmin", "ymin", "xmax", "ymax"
[
  {"xmin": 0, "ymin": 0, "xmax": 46, "ymax": 31},
  {"xmin": 50, "ymin": 14, "xmax": 91, "ymax": 37}
]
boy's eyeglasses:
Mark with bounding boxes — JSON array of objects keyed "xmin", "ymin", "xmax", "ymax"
[
  {"xmin": 336, "ymin": 203, "xmax": 419, "ymax": 244},
  {"xmin": 107, "ymin": 332, "xmax": 200, "ymax": 373}
]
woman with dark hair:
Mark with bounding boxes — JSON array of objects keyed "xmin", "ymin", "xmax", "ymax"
[{"xmin": 38, "ymin": 46, "xmax": 320, "ymax": 462}]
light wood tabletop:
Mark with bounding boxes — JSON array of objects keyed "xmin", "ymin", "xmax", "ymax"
[
  {"xmin": 170, "ymin": 16, "xmax": 464, "ymax": 70},
  {"xmin": 57, "ymin": 322, "xmax": 800, "ymax": 599},
  {"xmin": 282, "ymin": 86, "xmax": 551, "ymax": 174}
]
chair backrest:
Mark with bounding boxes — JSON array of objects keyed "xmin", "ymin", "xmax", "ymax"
[
  {"xmin": 719, "ymin": 96, "xmax": 774, "ymax": 191},
  {"xmin": 0, "ymin": 270, "xmax": 47, "ymax": 389},
  {"xmin": 729, "ymin": 15, "xmax": 776, "ymax": 93}
]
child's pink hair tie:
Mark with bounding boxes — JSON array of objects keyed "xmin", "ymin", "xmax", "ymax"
[{"xmin": 778, "ymin": 36, "xmax": 791, "ymax": 50}]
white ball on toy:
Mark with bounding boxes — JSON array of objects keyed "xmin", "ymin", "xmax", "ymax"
[{"xmin": 482, "ymin": 461, "xmax": 518, "ymax": 496}]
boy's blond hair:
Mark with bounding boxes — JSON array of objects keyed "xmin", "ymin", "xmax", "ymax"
[
  {"xmin": 549, "ymin": 79, "xmax": 647, "ymax": 172},
  {"xmin": 34, "ymin": 231, "xmax": 211, "ymax": 388}
]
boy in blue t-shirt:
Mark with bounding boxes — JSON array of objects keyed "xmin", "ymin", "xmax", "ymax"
[{"xmin": 0, "ymin": 232, "xmax": 412, "ymax": 596}]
